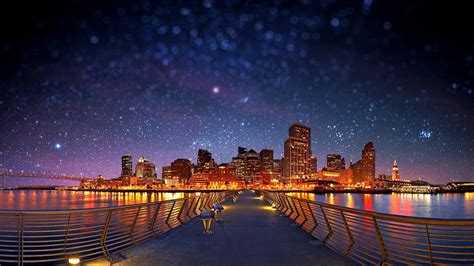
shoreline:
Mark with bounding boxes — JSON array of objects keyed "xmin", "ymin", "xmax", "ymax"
[{"xmin": 1, "ymin": 187, "xmax": 473, "ymax": 194}]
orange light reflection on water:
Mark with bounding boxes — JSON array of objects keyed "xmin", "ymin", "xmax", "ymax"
[{"xmin": 0, "ymin": 190, "xmax": 192, "ymax": 210}]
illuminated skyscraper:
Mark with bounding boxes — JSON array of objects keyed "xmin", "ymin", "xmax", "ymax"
[
  {"xmin": 326, "ymin": 154, "xmax": 345, "ymax": 171},
  {"xmin": 197, "ymin": 149, "xmax": 215, "ymax": 172},
  {"xmin": 361, "ymin": 142, "xmax": 375, "ymax": 181},
  {"xmin": 135, "ymin": 156, "xmax": 157, "ymax": 179},
  {"xmin": 310, "ymin": 156, "xmax": 318, "ymax": 173},
  {"xmin": 121, "ymin": 155, "xmax": 133, "ymax": 178},
  {"xmin": 284, "ymin": 123, "xmax": 312, "ymax": 181},
  {"xmin": 350, "ymin": 141, "xmax": 376, "ymax": 184},
  {"xmin": 260, "ymin": 149, "xmax": 274, "ymax": 172}
]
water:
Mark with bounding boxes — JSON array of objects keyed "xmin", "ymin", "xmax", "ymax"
[
  {"xmin": 288, "ymin": 192, "xmax": 474, "ymax": 219},
  {"xmin": 0, "ymin": 190, "xmax": 194, "ymax": 210},
  {"xmin": 0, "ymin": 189, "xmax": 472, "ymax": 219}
]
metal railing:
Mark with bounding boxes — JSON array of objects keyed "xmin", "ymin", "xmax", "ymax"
[
  {"xmin": 261, "ymin": 191, "xmax": 474, "ymax": 265},
  {"xmin": 0, "ymin": 191, "xmax": 237, "ymax": 265}
]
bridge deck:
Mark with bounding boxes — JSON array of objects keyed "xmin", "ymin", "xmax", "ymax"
[{"xmin": 94, "ymin": 190, "xmax": 352, "ymax": 265}]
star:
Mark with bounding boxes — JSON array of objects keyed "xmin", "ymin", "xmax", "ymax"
[
  {"xmin": 54, "ymin": 143, "xmax": 62, "ymax": 149},
  {"xmin": 212, "ymin": 87, "xmax": 220, "ymax": 94}
]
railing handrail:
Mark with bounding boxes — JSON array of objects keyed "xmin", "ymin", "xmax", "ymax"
[
  {"xmin": 279, "ymin": 192, "xmax": 474, "ymax": 225},
  {"xmin": 261, "ymin": 190, "xmax": 474, "ymax": 265},
  {"xmin": 0, "ymin": 190, "xmax": 239, "ymax": 265},
  {"xmin": 0, "ymin": 195, "xmax": 199, "ymax": 215}
]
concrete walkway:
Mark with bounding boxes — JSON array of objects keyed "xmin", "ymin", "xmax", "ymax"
[{"xmin": 112, "ymin": 190, "xmax": 352, "ymax": 266}]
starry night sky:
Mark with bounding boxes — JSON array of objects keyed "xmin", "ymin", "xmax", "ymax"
[{"xmin": 1, "ymin": 0, "xmax": 473, "ymax": 184}]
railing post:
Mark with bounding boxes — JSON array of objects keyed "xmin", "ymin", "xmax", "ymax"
[
  {"xmin": 186, "ymin": 197, "xmax": 196, "ymax": 219},
  {"xmin": 278, "ymin": 194, "xmax": 288, "ymax": 213},
  {"xmin": 340, "ymin": 210, "xmax": 354, "ymax": 256},
  {"xmin": 193, "ymin": 196, "xmax": 202, "ymax": 216},
  {"xmin": 100, "ymin": 210, "xmax": 113, "ymax": 260},
  {"xmin": 129, "ymin": 206, "xmax": 141, "ymax": 243},
  {"xmin": 425, "ymin": 224, "xmax": 433, "ymax": 265},
  {"xmin": 285, "ymin": 196, "xmax": 294, "ymax": 217},
  {"xmin": 18, "ymin": 213, "xmax": 24, "ymax": 266},
  {"xmin": 200, "ymin": 195, "xmax": 208, "ymax": 211},
  {"xmin": 297, "ymin": 200, "xmax": 307, "ymax": 227},
  {"xmin": 290, "ymin": 198, "xmax": 301, "ymax": 222},
  {"xmin": 64, "ymin": 213, "xmax": 72, "ymax": 257},
  {"xmin": 177, "ymin": 199, "xmax": 187, "ymax": 224},
  {"xmin": 320, "ymin": 206, "xmax": 333, "ymax": 244},
  {"xmin": 307, "ymin": 202, "xmax": 319, "ymax": 236},
  {"xmin": 149, "ymin": 202, "xmax": 162, "ymax": 236},
  {"xmin": 165, "ymin": 201, "xmax": 177, "ymax": 229},
  {"xmin": 373, "ymin": 217, "xmax": 387, "ymax": 264}
]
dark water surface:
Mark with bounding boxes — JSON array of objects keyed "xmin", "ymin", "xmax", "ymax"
[{"xmin": 287, "ymin": 192, "xmax": 474, "ymax": 219}]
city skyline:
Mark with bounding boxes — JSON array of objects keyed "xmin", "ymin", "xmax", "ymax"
[{"xmin": 1, "ymin": 1, "xmax": 473, "ymax": 184}]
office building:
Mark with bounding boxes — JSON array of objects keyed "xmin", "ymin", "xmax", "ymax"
[
  {"xmin": 284, "ymin": 123, "xmax": 312, "ymax": 181},
  {"xmin": 197, "ymin": 149, "xmax": 216, "ymax": 172},
  {"xmin": 121, "ymin": 154, "xmax": 133, "ymax": 178},
  {"xmin": 135, "ymin": 156, "xmax": 157, "ymax": 179},
  {"xmin": 326, "ymin": 154, "xmax": 345, "ymax": 171}
]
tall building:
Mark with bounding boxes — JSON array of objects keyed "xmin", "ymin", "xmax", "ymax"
[
  {"xmin": 284, "ymin": 123, "xmax": 312, "ymax": 181},
  {"xmin": 121, "ymin": 155, "xmax": 133, "ymax": 178},
  {"xmin": 361, "ymin": 142, "xmax": 375, "ymax": 181},
  {"xmin": 162, "ymin": 159, "xmax": 192, "ymax": 184},
  {"xmin": 350, "ymin": 141, "xmax": 376, "ymax": 184},
  {"xmin": 245, "ymin": 149, "xmax": 260, "ymax": 181},
  {"xmin": 135, "ymin": 156, "xmax": 157, "ymax": 179},
  {"xmin": 197, "ymin": 149, "xmax": 215, "ymax": 172},
  {"xmin": 230, "ymin": 147, "xmax": 261, "ymax": 182},
  {"xmin": 392, "ymin": 160, "xmax": 400, "ymax": 181},
  {"xmin": 326, "ymin": 154, "xmax": 345, "ymax": 171},
  {"xmin": 310, "ymin": 156, "xmax": 318, "ymax": 174},
  {"xmin": 260, "ymin": 149, "xmax": 274, "ymax": 172}
]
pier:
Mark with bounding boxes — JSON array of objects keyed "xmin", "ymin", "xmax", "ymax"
[
  {"xmin": 1, "ymin": 190, "xmax": 473, "ymax": 265},
  {"xmin": 103, "ymin": 190, "xmax": 351, "ymax": 265}
]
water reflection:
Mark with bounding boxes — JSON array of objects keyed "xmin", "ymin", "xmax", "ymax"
[
  {"xmin": 287, "ymin": 192, "xmax": 474, "ymax": 219},
  {"xmin": 0, "ymin": 190, "xmax": 193, "ymax": 210}
]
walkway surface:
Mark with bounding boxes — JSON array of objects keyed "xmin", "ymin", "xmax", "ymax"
[{"xmin": 108, "ymin": 191, "xmax": 353, "ymax": 266}]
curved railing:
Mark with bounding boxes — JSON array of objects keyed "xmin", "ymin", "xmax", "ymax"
[
  {"xmin": 261, "ymin": 191, "xmax": 474, "ymax": 264},
  {"xmin": 0, "ymin": 191, "xmax": 237, "ymax": 265}
]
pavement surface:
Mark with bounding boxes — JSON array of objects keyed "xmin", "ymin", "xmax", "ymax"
[{"xmin": 100, "ymin": 190, "xmax": 353, "ymax": 266}]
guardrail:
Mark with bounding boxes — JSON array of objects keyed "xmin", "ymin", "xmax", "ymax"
[
  {"xmin": 261, "ymin": 191, "xmax": 474, "ymax": 264},
  {"xmin": 0, "ymin": 191, "xmax": 237, "ymax": 265}
]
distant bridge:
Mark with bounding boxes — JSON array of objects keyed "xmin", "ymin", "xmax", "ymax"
[{"xmin": 0, "ymin": 171, "xmax": 93, "ymax": 181}]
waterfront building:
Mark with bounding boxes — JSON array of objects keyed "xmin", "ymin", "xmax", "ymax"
[
  {"xmin": 121, "ymin": 155, "xmax": 133, "ymax": 178},
  {"xmin": 162, "ymin": 166, "xmax": 172, "ymax": 179},
  {"xmin": 188, "ymin": 172, "xmax": 210, "ymax": 188},
  {"xmin": 350, "ymin": 160, "xmax": 364, "ymax": 184},
  {"xmin": 208, "ymin": 164, "xmax": 238, "ymax": 189},
  {"xmin": 260, "ymin": 149, "xmax": 274, "ymax": 172},
  {"xmin": 392, "ymin": 160, "xmax": 400, "ymax": 181},
  {"xmin": 283, "ymin": 123, "xmax": 312, "ymax": 182},
  {"xmin": 253, "ymin": 171, "xmax": 280, "ymax": 187},
  {"xmin": 349, "ymin": 141, "xmax": 375, "ymax": 184},
  {"xmin": 135, "ymin": 156, "xmax": 157, "ymax": 179},
  {"xmin": 162, "ymin": 159, "xmax": 192, "ymax": 184},
  {"xmin": 245, "ymin": 149, "xmax": 260, "ymax": 181},
  {"xmin": 273, "ymin": 159, "xmax": 281, "ymax": 173},
  {"xmin": 229, "ymin": 147, "xmax": 262, "ymax": 182},
  {"xmin": 230, "ymin": 156, "xmax": 245, "ymax": 179},
  {"xmin": 361, "ymin": 142, "xmax": 375, "ymax": 180},
  {"xmin": 197, "ymin": 149, "xmax": 216, "ymax": 172},
  {"xmin": 326, "ymin": 154, "xmax": 345, "ymax": 171},
  {"xmin": 310, "ymin": 156, "xmax": 318, "ymax": 173}
]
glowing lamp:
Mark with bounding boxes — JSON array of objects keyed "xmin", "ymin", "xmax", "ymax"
[{"xmin": 68, "ymin": 255, "xmax": 80, "ymax": 265}]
